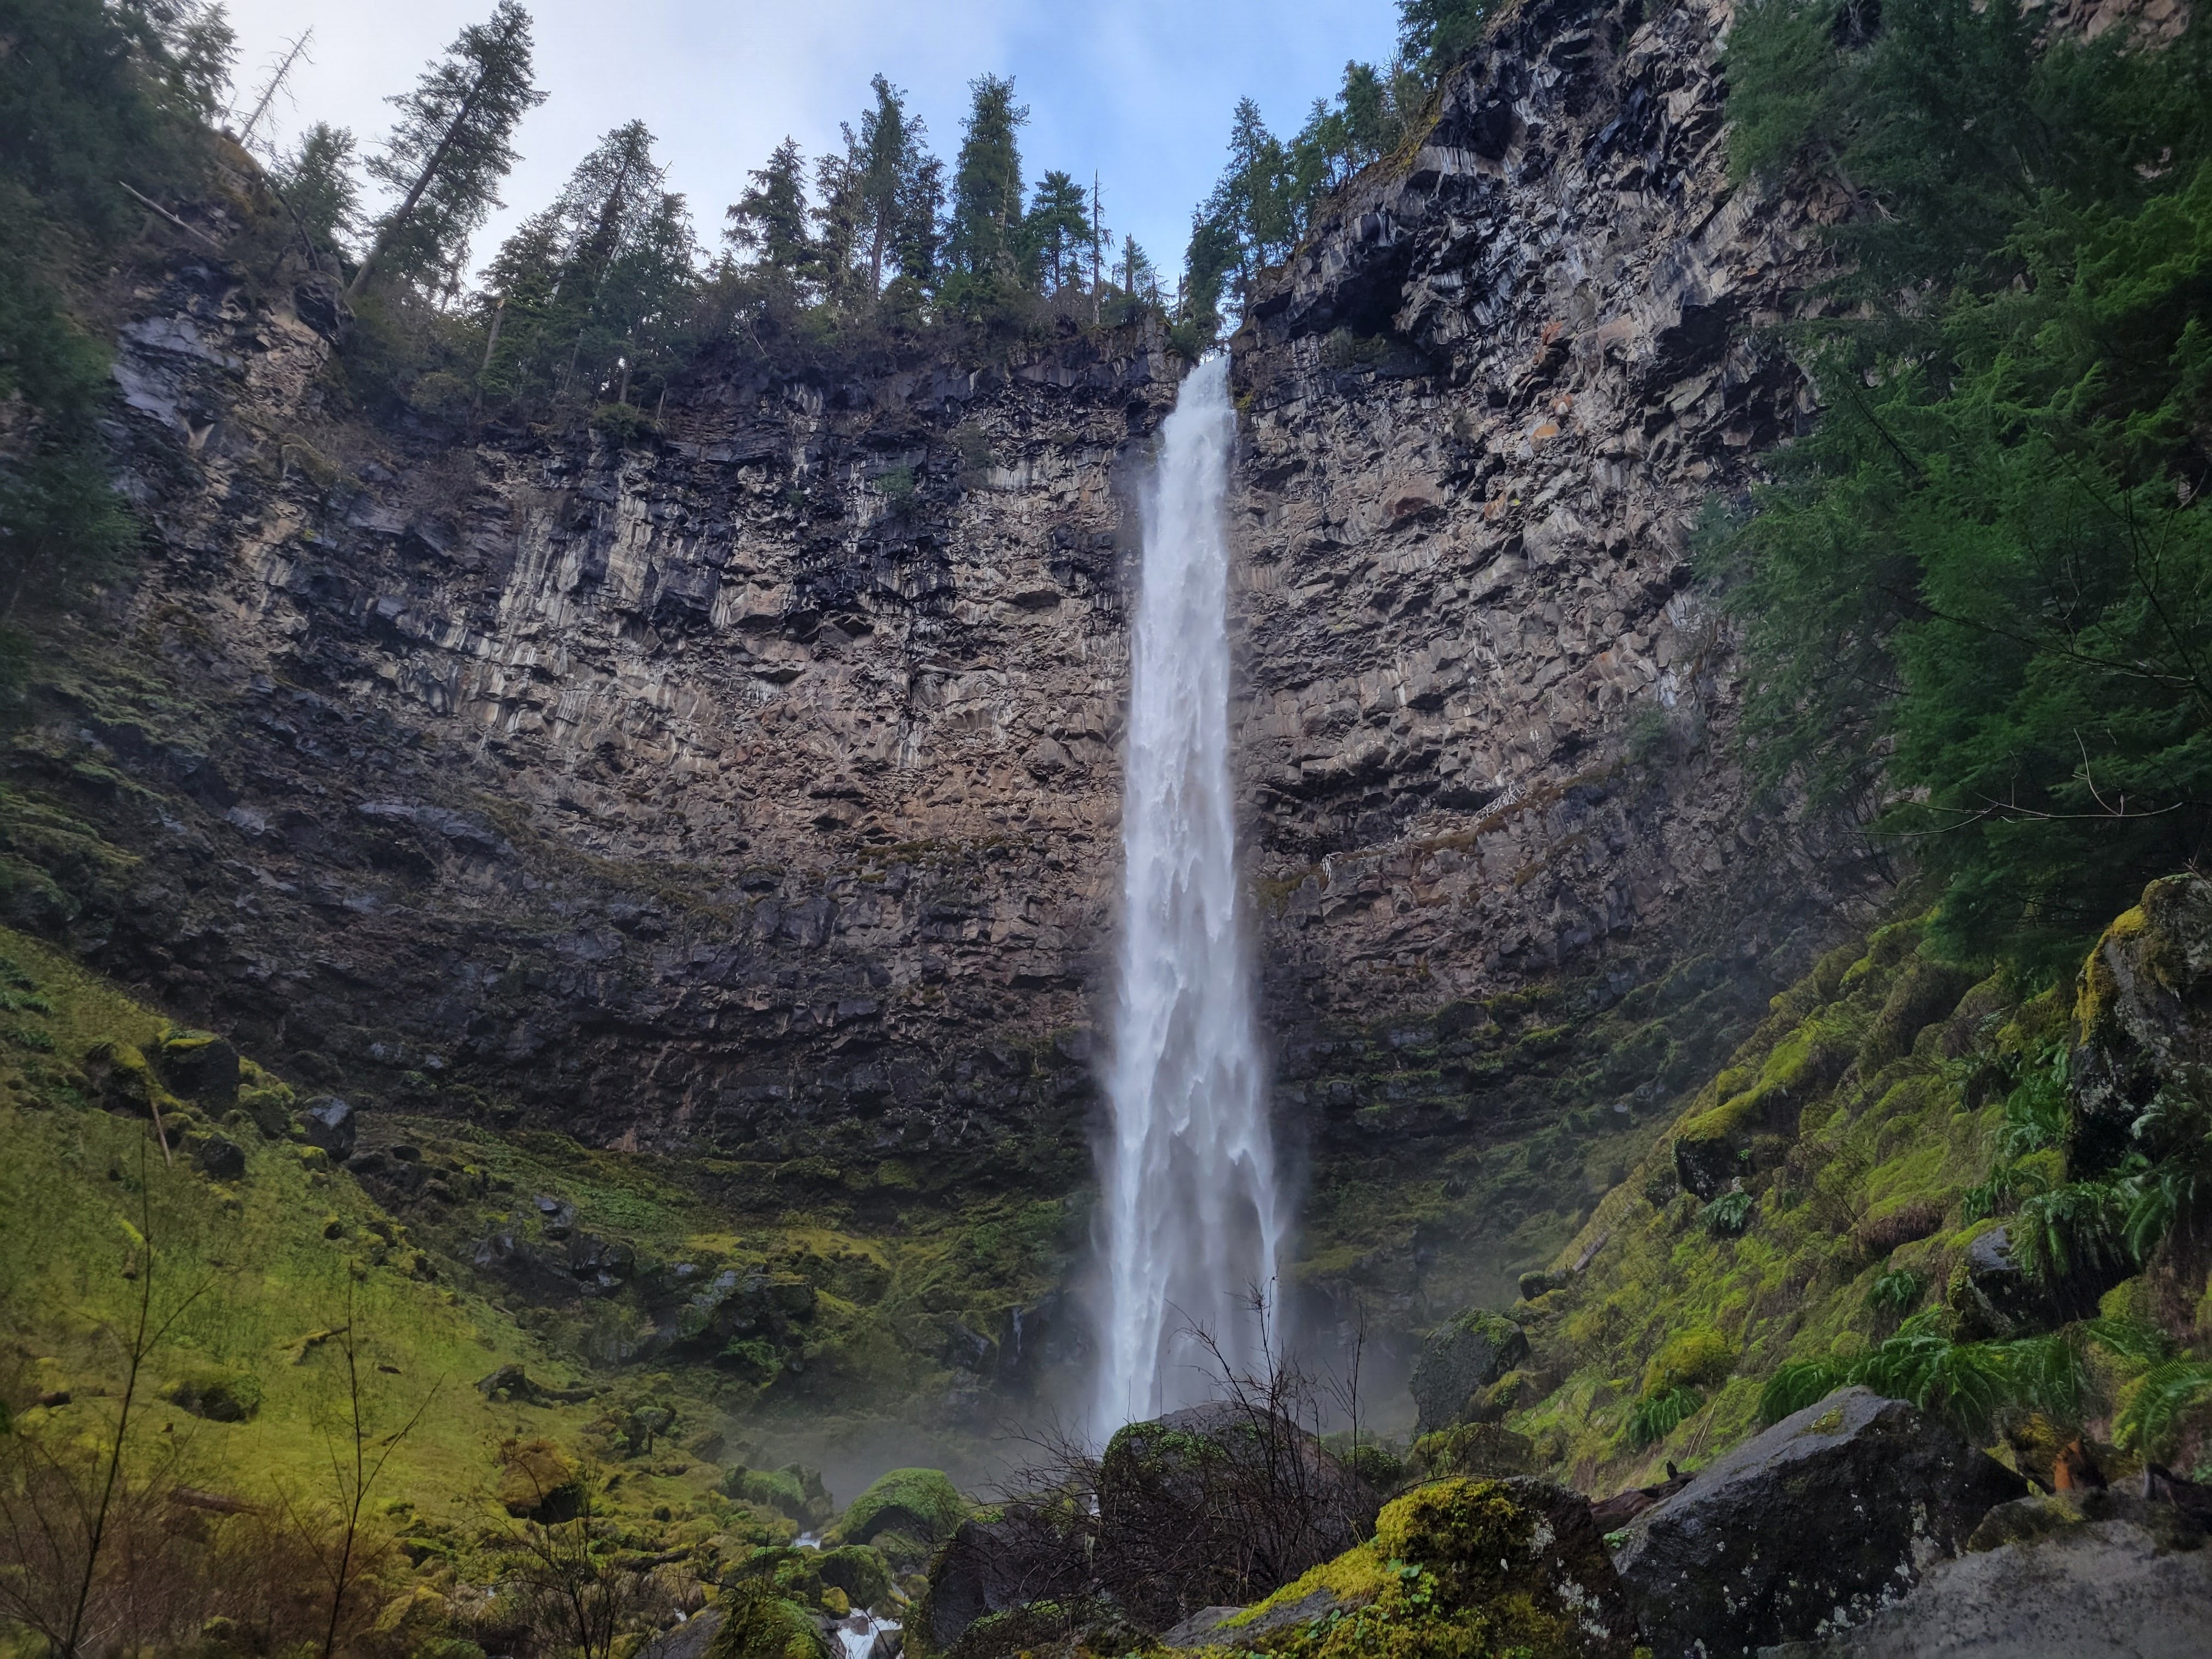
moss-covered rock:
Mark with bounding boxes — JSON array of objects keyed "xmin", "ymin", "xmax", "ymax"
[
  {"xmin": 163, "ymin": 1361, "xmax": 263, "ymax": 1422},
  {"xmin": 835, "ymin": 1466, "xmax": 967, "ymax": 1546},
  {"xmin": 816, "ymin": 1544, "xmax": 894, "ymax": 1611},
  {"xmin": 1408, "ymin": 1308, "xmax": 1529, "ymax": 1433},
  {"xmin": 706, "ymin": 1584, "xmax": 833, "ymax": 1659},
  {"xmin": 1183, "ymin": 1477, "xmax": 1638, "ymax": 1658}
]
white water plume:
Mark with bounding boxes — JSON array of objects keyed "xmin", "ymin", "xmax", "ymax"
[{"xmin": 1094, "ymin": 354, "xmax": 1284, "ymax": 1442}]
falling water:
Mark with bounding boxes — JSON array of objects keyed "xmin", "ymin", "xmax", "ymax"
[{"xmin": 1094, "ymin": 354, "xmax": 1284, "ymax": 1441}]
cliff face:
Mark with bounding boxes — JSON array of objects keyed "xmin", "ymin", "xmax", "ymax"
[
  {"xmin": 36, "ymin": 288, "xmax": 1184, "ymax": 1193},
  {"xmin": 15, "ymin": 0, "xmax": 1874, "ymax": 1347}
]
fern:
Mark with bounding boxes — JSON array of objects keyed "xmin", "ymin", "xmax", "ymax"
[
  {"xmin": 1628, "ymin": 1385, "xmax": 1703, "ymax": 1448},
  {"xmin": 2011, "ymin": 1181, "xmax": 2133, "ymax": 1285},
  {"xmin": 2115, "ymin": 1359, "xmax": 2212, "ymax": 1459},
  {"xmin": 1758, "ymin": 1361, "xmax": 1850, "ymax": 1426},
  {"xmin": 1700, "ymin": 1189, "xmax": 1756, "ymax": 1237},
  {"xmin": 1996, "ymin": 1045, "xmax": 2070, "ymax": 1160},
  {"xmin": 1865, "ymin": 1267, "xmax": 1927, "ymax": 1318}
]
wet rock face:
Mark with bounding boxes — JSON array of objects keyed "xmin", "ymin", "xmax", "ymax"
[
  {"xmin": 53, "ymin": 0, "xmax": 1862, "ymax": 1196},
  {"xmin": 1409, "ymin": 1308, "xmax": 1529, "ymax": 1433},
  {"xmin": 1231, "ymin": 0, "xmax": 1858, "ymax": 1042},
  {"xmin": 1612, "ymin": 1387, "xmax": 2024, "ymax": 1657}
]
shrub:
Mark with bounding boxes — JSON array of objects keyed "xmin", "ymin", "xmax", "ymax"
[
  {"xmin": 1641, "ymin": 1328, "xmax": 1735, "ymax": 1396},
  {"xmin": 1700, "ymin": 1189, "xmax": 1756, "ymax": 1237},
  {"xmin": 1628, "ymin": 1386, "xmax": 1702, "ymax": 1448}
]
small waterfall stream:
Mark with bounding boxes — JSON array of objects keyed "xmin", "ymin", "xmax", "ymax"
[{"xmin": 1094, "ymin": 354, "xmax": 1284, "ymax": 1441}]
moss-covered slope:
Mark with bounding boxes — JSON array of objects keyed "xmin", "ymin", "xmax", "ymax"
[{"xmin": 1482, "ymin": 883, "xmax": 2212, "ymax": 1495}]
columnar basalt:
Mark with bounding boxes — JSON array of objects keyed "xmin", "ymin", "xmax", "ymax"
[{"xmin": 25, "ymin": 0, "xmax": 1875, "ymax": 1306}]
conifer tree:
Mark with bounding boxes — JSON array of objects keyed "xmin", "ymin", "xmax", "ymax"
[
  {"xmin": 890, "ymin": 153, "xmax": 945, "ymax": 292},
  {"xmin": 1023, "ymin": 170, "xmax": 1090, "ymax": 292},
  {"xmin": 272, "ymin": 121, "xmax": 360, "ymax": 256},
  {"xmin": 726, "ymin": 137, "xmax": 816, "ymax": 283},
  {"xmin": 480, "ymin": 120, "xmax": 695, "ymax": 405},
  {"xmin": 945, "ymin": 74, "xmax": 1026, "ymax": 279},
  {"xmin": 352, "ymin": 1, "xmax": 543, "ymax": 298}
]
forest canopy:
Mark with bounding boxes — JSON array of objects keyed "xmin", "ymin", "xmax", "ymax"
[{"xmin": 1711, "ymin": 0, "xmax": 2212, "ymax": 972}]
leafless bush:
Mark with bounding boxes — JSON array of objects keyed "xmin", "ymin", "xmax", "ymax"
[
  {"xmin": 496, "ymin": 1468, "xmax": 674, "ymax": 1659},
  {"xmin": 985, "ymin": 1290, "xmax": 1381, "ymax": 1634}
]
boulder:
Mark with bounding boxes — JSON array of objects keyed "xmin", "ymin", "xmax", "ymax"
[
  {"xmin": 2073, "ymin": 874, "xmax": 2212, "ymax": 1160},
  {"xmin": 915, "ymin": 1505, "xmax": 1092, "ymax": 1654},
  {"xmin": 196, "ymin": 1135, "xmax": 246, "ymax": 1181},
  {"xmin": 1408, "ymin": 1308, "xmax": 1530, "ymax": 1432},
  {"xmin": 1096, "ymin": 1400, "xmax": 1377, "ymax": 1631},
  {"xmin": 1160, "ymin": 1477, "xmax": 1637, "ymax": 1657},
  {"xmin": 1613, "ymin": 1387, "xmax": 2023, "ymax": 1657},
  {"xmin": 300, "ymin": 1096, "xmax": 356, "ymax": 1159},
  {"xmin": 637, "ymin": 1609, "xmax": 723, "ymax": 1659},
  {"xmin": 836, "ymin": 1467, "xmax": 966, "ymax": 1547},
  {"xmin": 1767, "ymin": 1518, "xmax": 2212, "ymax": 1657},
  {"xmin": 155, "ymin": 1031, "xmax": 240, "ymax": 1108}
]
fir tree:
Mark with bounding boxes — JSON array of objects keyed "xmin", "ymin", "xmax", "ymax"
[
  {"xmin": 945, "ymin": 74, "xmax": 1027, "ymax": 279},
  {"xmin": 272, "ymin": 121, "xmax": 360, "ymax": 257},
  {"xmin": 353, "ymin": 1, "xmax": 544, "ymax": 298},
  {"xmin": 726, "ymin": 137, "xmax": 816, "ymax": 284},
  {"xmin": 1023, "ymin": 170, "xmax": 1091, "ymax": 292}
]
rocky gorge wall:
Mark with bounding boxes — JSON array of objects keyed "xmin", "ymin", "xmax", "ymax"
[{"xmin": 10, "ymin": 0, "xmax": 1898, "ymax": 1394}]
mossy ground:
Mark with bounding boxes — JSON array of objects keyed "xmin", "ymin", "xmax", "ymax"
[
  {"xmin": 1494, "ymin": 907, "xmax": 2211, "ymax": 1494},
  {"xmin": 0, "ymin": 919, "xmax": 1054, "ymax": 1555}
]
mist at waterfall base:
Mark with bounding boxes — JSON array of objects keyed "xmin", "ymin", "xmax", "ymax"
[{"xmin": 1093, "ymin": 354, "xmax": 1288, "ymax": 1444}]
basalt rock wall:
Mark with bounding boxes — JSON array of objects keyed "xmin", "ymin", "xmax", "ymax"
[{"xmin": 27, "ymin": 0, "xmax": 1865, "ymax": 1222}]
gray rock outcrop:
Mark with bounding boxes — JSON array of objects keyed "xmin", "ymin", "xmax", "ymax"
[{"xmin": 1613, "ymin": 1387, "xmax": 2024, "ymax": 1656}]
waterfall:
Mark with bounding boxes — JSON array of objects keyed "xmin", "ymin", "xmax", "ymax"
[{"xmin": 1094, "ymin": 354, "xmax": 1284, "ymax": 1441}]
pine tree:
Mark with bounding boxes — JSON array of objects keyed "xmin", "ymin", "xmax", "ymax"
[
  {"xmin": 726, "ymin": 137, "xmax": 816, "ymax": 284},
  {"xmin": 1397, "ymin": 0, "xmax": 1497, "ymax": 78},
  {"xmin": 479, "ymin": 120, "xmax": 695, "ymax": 406},
  {"xmin": 273, "ymin": 121, "xmax": 360, "ymax": 256},
  {"xmin": 890, "ymin": 152, "xmax": 944, "ymax": 292},
  {"xmin": 352, "ymin": 1, "xmax": 543, "ymax": 298},
  {"xmin": 1022, "ymin": 170, "xmax": 1090, "ymax": 292},
  {"xmin": 945, "ymin": 74, "xmax": 1026, "ymax": 279},
  {"xmin": 853, "ymin": 76, "xmax": 926, "ymax": 297}
]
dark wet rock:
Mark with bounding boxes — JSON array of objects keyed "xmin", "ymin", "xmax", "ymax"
[
  {"xmin": 916, "ymin": 1504, "xmax": 1092, "ymax": 1653},
  {"xmin": 1613, "ymin": 1387, "xmax": 2024, "ymax": 1656},
  {"xmin": 156, "ymin": 1031, "xmax": 239, "ymax": 1107},
  {"xmin": 300, "ymin": 1096, "xmax": 356, "ymax": 1159},
  {"xmin": 1096, "ymin": 1401, "xmax": 1377, "ymax": 1631},
  {"xmin": 1766, "ymin": 1518, "xmax": 2212, "ymax": 1658},
  {"xmin": 196, "ymin": 1134, "xmax": 246, "ymax": 1180},
  {"xmin": 1408, "ymin": 1308, "xmax": 1530, "ymax": 1433}
]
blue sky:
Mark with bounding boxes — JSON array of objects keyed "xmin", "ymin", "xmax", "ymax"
[{"xmin": 221, "ymin": 1, "xmax": 1402, "ymax": 290}]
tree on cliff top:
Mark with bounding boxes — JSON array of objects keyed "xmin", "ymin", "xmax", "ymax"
[
  {"xmin": 352, "ymin": 1, "xmax": 543, "ymax": 299},
  {"xmin": 480, "ymin": 120, "xmax": 697, "ymax": 408},
  {"xmin": 945, "ymin": 74, "xmax": 1028, "ymax": 284}
]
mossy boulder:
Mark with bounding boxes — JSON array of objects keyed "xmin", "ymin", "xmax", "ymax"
[
  {"xmin": 163, "ymin": 1362, "xmax": 262, "ymax": 1423},
  {"xmin": 1408, "ymin": 1308, "xmax": 1530, "ymax": 1434},
  {"xmin": 816, "ymin": 1544, "xmax": 894, "ymax": 1611},
  {"xmin": 915, "ymin": 1505, "xmax": 1093, "ymax": 1657},
  {"xmin": 2074, "ymin": 874, "xmax": 2212, "ymax": 1158},
  {"xmin": 155, "ymin": 1029, "xmax": 240, "ymax": 1108},
  {"xmin": 495, "ymin": 1437, "xmax": 583, "ymax": 1520},
  {"xmin": 835, "ymin": 1466, "xmax": 967, "ymax": 1546},
  {"xmin": 728, "ymin": 1463, "xmax": 834, "ymax": 1527},
  {"xmin": 706, "ymin": 1584, "xmax": 832, "ymax": 1659},
  {"xmin": 1096, "ymin": 1402, "xmax": 1375, "ymax": 1631},
  {"xmin": 1177, "ymin": 1476, "xmax": 1638, "ymax": 1658}
]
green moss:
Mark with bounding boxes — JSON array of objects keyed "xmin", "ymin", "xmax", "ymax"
[
  {"xmin": 708, "ymin": 1583, "xmax": 833, "ymax": 1659},
  {"xmin": 835, "ymin": 1466, "xmax": 967, "ymax": 1545},
  {"xmin": 1214, "ymin": 1479, "xmax": 1598, "ymax": 1659}
]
